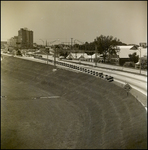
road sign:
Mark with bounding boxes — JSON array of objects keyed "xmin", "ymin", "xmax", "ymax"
[{"xmin": 124, "ymin": 83, "xmax": 132, "ymax": 92}]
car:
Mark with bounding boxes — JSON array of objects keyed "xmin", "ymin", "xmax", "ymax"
[
  {"xmin": 67, "ymin": 57, "xmax": 72, "ymax": 60},
  {"xmin": 59, "ymin": 56, "xmax": 65, "ymax": 60},
  {"xmin": 34, "ymin": 54, "xmax": 42, "ymax": 58}
]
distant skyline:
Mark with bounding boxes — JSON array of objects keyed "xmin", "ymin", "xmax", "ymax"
[{"xmin": 1, "ymin": 1, "xmax": 147, "ymax": 45}]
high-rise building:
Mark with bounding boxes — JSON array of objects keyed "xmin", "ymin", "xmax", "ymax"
[
  {"xmin": 18, "ymin": 28, "xmax": 33, "ymax": 48},
  {"xmin": 1, "ymin": 41, "xmax": 7, "ymax": 49},
  {"xmin": 7, "ymin": 36, "xmax": 19, "ymax": 48}
]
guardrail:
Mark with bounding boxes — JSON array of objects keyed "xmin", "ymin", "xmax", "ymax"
[
  {"xmin": 2, "ymin": 53, "xmax": 147, "ymax": 109},
  {"xmin": 40, "ymin": 58, "xmax": 146, "ymax": 96},
  {"xmin": 2, "ymin": 53, "xmax": 147, "ymax": 110},
  {"xmin": 3, "ymin": 53, "xmax": 146, "ymax": 96},
  {"xmin": 44, "ymin": 58, "xmax": 115, "ymax": 82}
]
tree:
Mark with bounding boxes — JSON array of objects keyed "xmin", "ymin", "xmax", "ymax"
[
  {"xmin": 140, "ymin": 57, "xmax": 147, "ymax": 69},
  {"xmin": 73, "ymin": 43, "xmax": 80, "ymax": 50},
  {"xmin": 128, "ymin": 52, "xmax": 139, "ymax": 63},
  {"xmin": 95, "ymin": 35, "xmax": 122, "ymax": 62},
  {"xmin": 84, "ymin": 42, "xmax": 95, "ymax": 62},
  {"xmin": 55, "ymin": 45, "xmax": 69, "ymax": 58},
  {"xmin": 16, "ymin": 49, "xmax": 22, "ymax": 56}
]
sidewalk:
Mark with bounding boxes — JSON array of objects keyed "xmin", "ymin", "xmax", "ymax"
[
  {"xmin": 2, "ymin": 53, "xmax": 146, "ymax": 76},
  {"xmin": 65, "ymin": 59, "xmax": 147, "ymax": 76}
]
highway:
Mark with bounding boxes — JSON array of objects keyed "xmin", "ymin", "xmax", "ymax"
[
  {"xmin": 42, "ymin": 54, "xmax": 147, "ymax": 76},
  {"xmin": 19, "ymin": 54, "xmax": 147, "ymax": 107},
  {"xmin": 1, "ymin": 55, "xmax": 147, "ymax": 149},
  {"xmin": 3, "ymin": 53, "xmax": 146, "ymax": 107}
]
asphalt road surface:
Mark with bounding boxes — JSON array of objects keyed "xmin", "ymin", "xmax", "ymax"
[{"xmin": 1, "ymin": 56, "xmax": 147, "ymax": 149}]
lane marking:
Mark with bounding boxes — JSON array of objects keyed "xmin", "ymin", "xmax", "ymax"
[
  {"xmin": 1, "ymin": 96, "xmax": 7, "ymax": 98},
  {"xmin": 33, "ymin": 96, "xmax": 60, "ymax": 99}
]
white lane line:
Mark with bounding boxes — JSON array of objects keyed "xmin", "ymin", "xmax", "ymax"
[
  {"xmin": 1, "ymin": 96, "xmax": 7, "ymax": 98},
  {"xmin": 114, "ymin": 79, "xmax": 147, "ymax": 96},
  {"xmin": 40, "ymin": 96, "xmax": 60, "ymax": 99},
  {"xmin": 33, "ymin": 96, "xmax": 60, "ymax": 99}
]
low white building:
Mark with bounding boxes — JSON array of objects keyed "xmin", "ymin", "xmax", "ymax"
[
  {"xmin": 116, "ymin": 45, "xmax": 147, "ymax": 66},
  {"xmin": 87, "ymin": 53, "xmax": 103, "ymax": 62},
  {"xmin": 117, "ymin": 45, "xmax": 147, "ymax": 58},
  {"xmin": 66, "ymin": 53, "xmax": 88, "ymax": 60}
]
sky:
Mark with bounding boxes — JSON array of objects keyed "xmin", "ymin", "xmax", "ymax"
[{"xmin": 1, "ymin": 1, "xmax": 147, "ymax": 45}]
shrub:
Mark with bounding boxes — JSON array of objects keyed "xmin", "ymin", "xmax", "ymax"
[
  {"xmin": 141, "ymin": 57, "xmax": 147, "ymax": 69},
  {"xmin": 129, "ymin": 52, "xmax": 139, "ymax": 63},
  {"xmin": 123, "ymin": 62, "xmax": 135, "ymax": 68},
  {"xmin": 135, "ymin": 57, "xmax": 147, "ymax": 70},
  {"xmin": 119, "ymin": 58, "xmax": 130, "ymax": 66},
  {"xmin": 110, "ymin": 58, "xmax": 119, "ymax": 65},
  {"xmin": 16, "ymin": 50, "xmax": 22, "ymax": 56}
]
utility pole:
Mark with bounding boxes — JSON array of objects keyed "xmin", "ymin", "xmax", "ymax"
[
  {"xmin": 95, "ymin": 44, "xmax": 97, "ymax": 67},
  {"xmin": 46, "ymin": 40, "xmax": 48, "ymax": 64},
  {"xmin": 39, "ymin": 39, "xmax": 44, "ymax": 47},
  {"xmin": 47, "ymin": 48, "xmax": 49, "ymax": 64},
  {"xmin": 74, "ymin": 39, "xmax": 85, "ymax": 58},
  {"xmin": 82, "ymin": 41, "xmax": 85, "ymax": 57},
  {"xmin": 139, "ymin": 47, "xmax": 141, "ymax": 74},
  {"xmin": 54, "ymin": 46, "xmax": 57, "ymax": 68},
  {"xmin": 48, "ymin": 39, "xmax": 60, "ymax": 67},
  {"xmin": 71, "ymin": 38, "xmax": 73, "ymax": 53},
  {"xmin": 74, "ymin": 39, "xmax": 76, "ymax": 59},
  {"xmin": 130, "ymin": 45, "xmax": 142, "ymax": 74},
  {"xmin": 95, "ymin": 38, "xmax": 97, "ymax": 67}
]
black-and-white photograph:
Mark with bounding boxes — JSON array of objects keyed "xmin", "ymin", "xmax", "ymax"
[{"xmin": 1, "ymin": 1, "xmax": 147, "ymax": 149}]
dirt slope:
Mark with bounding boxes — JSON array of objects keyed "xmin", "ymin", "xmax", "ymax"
[{"xmin": 1, "ymin": 56, "xmax": 147, "ymax": 149}]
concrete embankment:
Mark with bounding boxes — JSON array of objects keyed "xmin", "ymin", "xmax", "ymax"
[{"xmin": 1, "ymin": 55, "xmax": 147, "ymax": 149}]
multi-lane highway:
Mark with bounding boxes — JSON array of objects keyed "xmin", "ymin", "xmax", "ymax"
[
  {"xmin": 17, "ymin": 54, "xmax": 147, "ymax": 107},
  {"xmin": 1, "ymin": 55, "xmax": 147, "ymax": 149}
]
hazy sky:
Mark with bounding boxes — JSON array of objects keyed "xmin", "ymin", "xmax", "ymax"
[{"xmin": 1, "ymin": 1, "xmax": 147, "ymax": 45}]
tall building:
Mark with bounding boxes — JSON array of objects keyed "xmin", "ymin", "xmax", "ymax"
[
  {"xmin": 7, "ymin": 36, "xmax": 19, "ymax": 48},
  {"xmin": 1, "ymin": 41, "xmax": 7, "ymax": 49},
  {"xmin": 18, "ymin": 28, "xmax": 33, "ymax": 48}
]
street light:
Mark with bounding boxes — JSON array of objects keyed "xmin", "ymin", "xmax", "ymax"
[
  {"xmin": 94, "ymin": 38, "xmax": 97, "ymax": 67},
  {"xmin": 74, "ymin": 39, "xmax": 85, "ymax": 58},
  {"xmin": 50, "ymin": 39, "xmax": 60, "ymax": 68},
  {"xmin": 138, "ymin": 47, "xmax": 141, "ymax": 74},
  {"xmin": 54, "ymin": 47, "xmax": 57, "ymax": 68},
  {"xmin": 45, "ymin": 39, "xmax": 60, "ymax": 65},
  {"xmin": 45, "ymin": 46, "xmax": 50, "ymax": 64},
  {"xmin": 74, "ymin": 39, "xmax": 78, "ymax": 59},
  {"xmin": 71, "ymin": 38, "xmax": 73, "ymax": 54},
  {"xmin": 39, "ymin": 39, "xmax": 44, "ymax": 47},
  {"xmin": 130, "ymin": 45, "xmax": 141, "ymax": 74}
]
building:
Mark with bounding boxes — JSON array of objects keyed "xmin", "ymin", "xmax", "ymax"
[
  {"xmin": 139, "ymin": 42, "xmax": 147, "ymax": 48},
  {"xmin": 7, "ymin": 36, "xmax": 19, "ymax": 48},
  {"xmin": 1, "ymin": 41, "xmax": 7, "ymax": 49},
  {"xmin": 18, "ymin": 28, "xmax": 33, "ymax": 48},
  {"xmin": 117, "ymin": 45, "xmax": 147, "ymax": 58},
  {"xmin": 66, "ymin": 53, "xmax": 88, "ymax": 60},
  {"xmin": 117, "ymin": 45, "xmax": 147, "ymax": 66},
  {"xmin": 7, "ymin": 28, "xmax": 33, "ymax": 49},
  {"xmin": 86, "ymin": 53, "xmax": 103, "ymax": 62}
]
